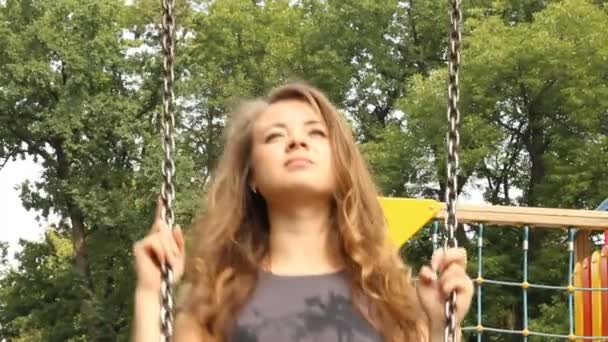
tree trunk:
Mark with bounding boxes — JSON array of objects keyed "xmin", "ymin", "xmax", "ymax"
[
  {"xmin": 68, "ymin": 201, "xmax": 97, "ymax": 340},
  {"xmin": 525, "ymin": 123, "xmax": 546, "ymax": 208},
  {"xmin": 54, "ymin": 139, "xmax": 97, "ymax": 340}
]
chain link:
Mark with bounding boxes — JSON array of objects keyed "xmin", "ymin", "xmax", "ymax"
[
  {"xmin": 444, "ymin": 0, "xmax": 462, "ymax": 341},
  {"xmin": 160, "ymin": 0, "xmax": 176, "ymax": 341}
]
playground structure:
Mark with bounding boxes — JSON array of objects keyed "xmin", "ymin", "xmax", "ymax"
[{"xmin": 379, "ymin": 197, "xmax": 608, "ymax": 341}]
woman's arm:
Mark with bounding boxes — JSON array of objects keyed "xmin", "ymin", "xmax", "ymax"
[
  {"xmin": 428, "ymin": 324, "xmax": 462, "ymax": 342},
  {"xmin": 132, "ymin": 289, "xmax": 162, "ymax": 342},
  {"xmin": 132, "ymin": 285, "xmax": 205, "ymax": 342},
  {"xmin": 132, "ymin": 199, "xmax": 188, "ymax": 341}
]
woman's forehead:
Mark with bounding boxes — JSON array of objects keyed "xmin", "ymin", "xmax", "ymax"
[{"xmin": 255, "ymin": 99, "xmax": 325, "ymax": 128}]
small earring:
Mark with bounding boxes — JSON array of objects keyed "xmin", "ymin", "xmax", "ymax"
[{"xmin": 251, "ymin": 186, "xmax": 258, "ymax": 194}]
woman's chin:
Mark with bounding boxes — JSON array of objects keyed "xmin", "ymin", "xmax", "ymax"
[{"xmin": 270, "ymin": 182, "xmax": 333, "ymax": 200}]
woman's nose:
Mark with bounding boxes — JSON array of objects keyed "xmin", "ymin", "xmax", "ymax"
[{"xmin": 286, "ymin": 132, "xmax": 308, "ymax": 151}]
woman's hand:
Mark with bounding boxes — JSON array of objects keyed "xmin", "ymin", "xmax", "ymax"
[
  {"xmin": 133, "ymin": 197, "xmax": 186, "ymax": 294},
  {"xmin": 416, "ymin": 247, "xmax": 474, "ymax": 338}
]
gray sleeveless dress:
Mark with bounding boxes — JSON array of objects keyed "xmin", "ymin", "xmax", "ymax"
[{"xmin": 227, "ymin": 270, "xmax": 384, "ymax": 342}]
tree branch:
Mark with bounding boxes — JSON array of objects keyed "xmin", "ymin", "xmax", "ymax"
[{"xmin": 6, "ymin": 124, "xmax": 54, "ymax": 162}]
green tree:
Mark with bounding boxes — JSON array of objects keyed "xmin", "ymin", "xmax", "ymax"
[
  {"xmin": 374, "ymin": 0, "xmax": 608, "ymax": 340},
  {"xmin": 0, "ymin": 229, "xmax": 82, "ymax": 340},
  {"xmin": 0, "ymin": 0, "xmax": 201, "ymax": 339}
]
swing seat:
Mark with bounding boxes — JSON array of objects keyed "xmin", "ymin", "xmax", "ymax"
[{"xmin": 379, "ymin": 197, "xmax": 442, "ymax": 247}]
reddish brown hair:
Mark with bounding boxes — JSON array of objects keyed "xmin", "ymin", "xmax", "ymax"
[{"xmin": 181, "ymin": 82, "xmax": 426, "ymax": 341}]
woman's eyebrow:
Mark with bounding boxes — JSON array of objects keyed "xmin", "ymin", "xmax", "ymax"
[
  {"xmin": 304, "ymin": 120, "xmax": 323, "ymax": 126},
  {"xmin": 262, "ymin": 120, "xmax": 323, "ymax": 132},
  {"xmin": 265, "ymin": 122, "xmax": 287, "ymax": 131}
]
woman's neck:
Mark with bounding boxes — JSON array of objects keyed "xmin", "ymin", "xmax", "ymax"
[{"xmin": 264, "ymin": 200, "xmax": 343, "ymax": 276}]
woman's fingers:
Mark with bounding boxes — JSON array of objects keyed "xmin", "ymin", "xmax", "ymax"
[
  {"xmin": 152, "ymin": 198, "xmax": 182, "ymax": 257},
  {"xmin": 173, "ymin": 225, "xmax": 185, "ymax": 253},
  {"xmin": 140, "ymin": 234, "xmax": 166, "ymax": 266},
  {"xmin": 431, "ymin": 248, "xmax": 473, "ymax": 303},
  {"xmin": 417, "ymin": 247, "xmax": 473, "ymax": 326},
  {"xmin": 431, "ymin": 247, "xmax": 467, "ymax": 273},
  {"xmin": 159, "ymin": 228, "xmax": 179, "ymax": 261},
  {"xmin": 439, "ymin": 262, "xmax": 473, "ymax": 298},
  {"xmin": 418, "ymin": 265, "xmax": 438, "ymax": 284},
  {"xmin": 436, "ymin": 260, "xmax": 474, "ymax": 325},
  {"xmin": 138, "ymin": 229, "xmax": 180, "ymax": 267},
  {"xmin": 133, "ymin": 197, "xmax": 186, "ymax": 292}
]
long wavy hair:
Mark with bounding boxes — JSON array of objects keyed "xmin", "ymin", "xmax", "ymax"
[{"xmin": 180, "ymin": 82, "xmax": 426, "ymax": 341}]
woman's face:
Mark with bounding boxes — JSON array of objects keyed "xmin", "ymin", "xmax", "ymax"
[{"xmin": 250, "ymin": 99, "xmax": 336, "ymax": 201}]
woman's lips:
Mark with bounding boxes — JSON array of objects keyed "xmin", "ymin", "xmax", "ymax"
[{"xmin": 285, "ymin": 157, "xmax": 313, "ymax": 167}]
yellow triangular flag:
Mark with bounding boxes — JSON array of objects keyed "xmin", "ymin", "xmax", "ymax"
[{"xmin": 378, "ymin": 197, "xmax": 442, "ymax": 247}]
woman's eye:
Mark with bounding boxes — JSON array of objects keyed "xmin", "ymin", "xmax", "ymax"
[
  {"xmin": 310, "ymin": 129, "xmax": 326, "ymax": 137},
  {"xmin": 265, "ymin": 133, "xmax": 282, "ymax": 142}
]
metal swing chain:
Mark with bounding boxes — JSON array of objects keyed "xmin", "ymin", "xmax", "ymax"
[
  {"xmin": 444, "ymin": 0, "xmax": 462, "ymax": 341},
  {"xmin": 160, "ymin": 0, "xmax": 177, "ymax": 341}
]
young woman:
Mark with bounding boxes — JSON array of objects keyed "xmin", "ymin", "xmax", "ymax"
[{"xmin": 132, "ymin": 83, "xmax": 473, "ymax": 342}]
